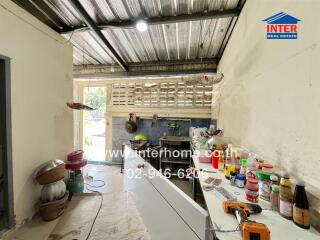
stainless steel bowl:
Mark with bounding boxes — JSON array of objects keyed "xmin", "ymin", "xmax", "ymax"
[
  {"xmin": 34, "ymin": 160, "xmax": 65, "ymax": 179},
  {"xmin": 34, "ymin": 160, "xmax": 65, "ymax": 185}
]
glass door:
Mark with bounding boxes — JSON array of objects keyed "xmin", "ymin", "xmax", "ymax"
[{"xmin": 82, "ymin": 87, "xmax": 107, "ymax": 162}]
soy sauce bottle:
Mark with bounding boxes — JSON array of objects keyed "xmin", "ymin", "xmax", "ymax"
[{"xmin": 293, "ymin": 182, "xmax": 310, "ymax": 229}]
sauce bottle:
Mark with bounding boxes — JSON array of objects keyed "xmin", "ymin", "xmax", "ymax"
[
  {"xmin": 218, "ymin": 151, "xmax": 225, "ymax": 172},
  {"xmin": 270, "ymin": 185, "xmax": 280, "ymax": 212},
  {"xmin": 279, "ymin": 174, "xmax": 293, "ymax": 219},
  {"xmin": 293, "ymin": 182, "xmax": 310, "ymax": 229}
]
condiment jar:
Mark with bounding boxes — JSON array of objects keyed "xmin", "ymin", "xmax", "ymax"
[
  {"xmin": 257, "ymin": 159, "xmax": 264, "ymax": 170},
  {"xmin": 246, "ymin": 177, "xmax": 259, "ymax": 191},
  {"xmin": 245, "ymin": 178, "xmax": 259, "ymax": 202},
  {"xmin": 225, "ymin": 164, "xmax": 235, "ymax": 179},
  {"xmin": 218, "ymin": 151, "xmax": 225, "ymax": 172},
  {"xmin": 270, "ymin": 185, "xmax": 280, "ymax": 212},
  {"xmin": 235, "ymin": 156, "xmax": 241, "ymax": 173},
  {"xmin": 262, "ymin": 164, "xmax": 273, "ymax": 174},
  {"xmin": 230, "ymin": 171, "xmax": 237, "ymax": 186},
  {"xmin": 293, "ymin": 182, "xmax": 310, "ymax": 229},
  {"xmin": 245, "ymin": 188, "xmax": 259, "ymax": 202},
  {"xmin": 236, "ymin": 174, "xmax": 246, "ymax": 188},
  {"xmin": 279, "ymin": 175, "xmax": 293, "ymax": 219},
  {"xmin": 257, "ymin": 171, "xmax": 271, "ymax": 201}
]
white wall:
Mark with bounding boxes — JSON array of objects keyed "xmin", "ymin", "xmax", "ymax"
[
  {"xmin": 0, "ymin": 0, "xmax": 73, "ymax": 223},
  {"xmin": 218, "ymin": 0, "xmax": 320, "ymax": 211}
]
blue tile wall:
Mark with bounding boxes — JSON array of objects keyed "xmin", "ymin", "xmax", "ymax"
[{"xmin": 111, "ymin": 116, "xmax": 216, "ymax": 162}]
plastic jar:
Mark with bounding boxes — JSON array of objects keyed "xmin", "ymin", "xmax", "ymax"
[
  {"xmin": 236, "ymin": 174, "xmax": 246, "ymax": 188},
  {"xmin": 271, "ymin": 185, "xmax": 280, "ymax": 212},
  {"xmin": 246, "ymin": 178, "xmax": 259, "ymax": 191},
  {"xmin": 262, "ymin": 164, "xmax": 273, "ymax": 174},
  {"xmin": 245, "ymin": 178, "xmax": 259, "ymax": 202},
  {"xmin": 279, "ymin": 175, "xmax": 293, "ymax": 219},
  {"xmin": 245, "ymin": 188, "xmax": 259, "ymax": 202},
  {"xmin": 257, "ymin": 171, "xmax": 271, "ymax": 201}
]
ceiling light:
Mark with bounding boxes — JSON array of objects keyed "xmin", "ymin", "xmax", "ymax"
[{"xmin": 136, "ymin": 20, "xmax": 148, "ymax": 32}]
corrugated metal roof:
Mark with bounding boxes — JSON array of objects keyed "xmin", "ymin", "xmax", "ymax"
[{"xmin": 13, "ymin": 0, "xmax": 240, "ymax": 66}]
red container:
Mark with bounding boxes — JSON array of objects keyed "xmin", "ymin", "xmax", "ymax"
[
  {"xmin": 67, "ymin": 150, "xmax": 83, "ymax": 162},
  {"xmin": 65, "ymin": 159, "xmax": 87, "ymax": 170},
  {"xmin": 245, "ymin": 189, "xmax": 259, "ymax": 202},
  {"xmin": 211, "ymin": 150, "xmax": 220, "ymax": 169},
  {"xmin": 246, "ymin": 178, "xmax": 259, "ymax": 191},
  {"xmin": 262, "ymin": 164, "xmax": 273, "ymax": 173}
]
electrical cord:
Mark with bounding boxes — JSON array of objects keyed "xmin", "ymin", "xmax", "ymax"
[
  {"xmin": 85, "ymin": 180, "xmax": 106, "ymax": 189},
  {"xmin": 209, "ymin": 225, "xmax": 240, "ymax": 233},
  {"xmin": 83, "ymin": 188, "xmax": 103, "ymax": 240},
  {"xmin": 83, "ymin": 177, "xmax": 106, "ymax": 240},
  {"xmin": 210, "ymin": 228, "xmax": 240, "ymax": 233},
  {"xmin": 210, "ymin": 222, "xmax": 240, "ymax": 233}
]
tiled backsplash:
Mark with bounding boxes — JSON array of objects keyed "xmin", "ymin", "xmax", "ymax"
[{"xmin": 111, "ymin": 117, "xmax": 214, "ymax": 162}]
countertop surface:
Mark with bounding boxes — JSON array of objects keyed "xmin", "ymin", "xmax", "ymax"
[{"xmin": 192, "ymin": 155, "xmax": 320, "ymax": 240}]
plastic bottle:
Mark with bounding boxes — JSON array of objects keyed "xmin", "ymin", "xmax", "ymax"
[
  {"xmin": 235, "ymin": 156, "xmax": 241, "ymax": 174},
  {"xmin": 293, "ymin": 182, "xmax": 310, "ymax": 229},
  {"xmin": 246, "ymin": 153, "xmax": 258, "ymax": 179},
  {"xmin": 211, "ymin": 150, "xmax": 220, "ymax": 169},
  {"xmin": 218, "ymin": 151, "xmax": 225, "ymax": 172},
  {"xmin": 270, "ymin": 185, "xmax": 280, "ymax": 212},
  {"xmin": 270, "ymin": 175, "xmax": 279, "ymax": 186},
  {"xmin": 257, "ymin": 171, "xmax": 271, "ymax": 201},
  {"xmin": 240, "ymin": 158, "xmax": 247, "ymax": 175},
  {"xmin": 279, "ymin": 175, "xmax": 293, "ymax": 219},
  {"xmin": 230, "ymin": 171, "xmax": 237, "ymax": 186}
]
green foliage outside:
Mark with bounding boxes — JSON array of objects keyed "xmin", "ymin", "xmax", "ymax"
[{"xmin": 84, "ymin": 87, "xmax": 107, "ymax": 120}]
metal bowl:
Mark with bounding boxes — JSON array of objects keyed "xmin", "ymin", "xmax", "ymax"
[{"xmin": 34, "ymin": 160, "xmax": 65, "ymax": 185}]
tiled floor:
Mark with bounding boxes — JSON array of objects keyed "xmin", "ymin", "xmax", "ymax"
[
  {"xmin": 1, "ymin": 164, "xmax": 123, "ymax": 240},
  {"xmin": 0, "ymin": 164, "xmax": 194, "ymax": 240}
]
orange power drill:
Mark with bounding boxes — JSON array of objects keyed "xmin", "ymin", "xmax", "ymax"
[{"xmin": 222, "ymin": 201, "xmax": 270, "ymax": 240}]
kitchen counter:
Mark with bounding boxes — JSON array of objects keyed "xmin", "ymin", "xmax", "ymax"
[
  {"xmin": 124, "ymin": 146, "xmax": 209, "ymax": 240},
  {"xmin": 192, "ymin": 155, "xmax": 320, "ymax": 240}
]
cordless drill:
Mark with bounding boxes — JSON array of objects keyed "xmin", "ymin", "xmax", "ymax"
[{"xmin": 222, "ymin": 201, "xmax": 270, "ymax": 240}]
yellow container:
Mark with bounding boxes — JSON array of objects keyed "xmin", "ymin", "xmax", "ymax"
[{"xmin": 225, "ymin": 164, "xmax": 235, "ymax": 179}]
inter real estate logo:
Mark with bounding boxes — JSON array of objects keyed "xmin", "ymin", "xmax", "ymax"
[{"xmin": 263, "ymin": 12, "xmax": 301, "ymax": 39}]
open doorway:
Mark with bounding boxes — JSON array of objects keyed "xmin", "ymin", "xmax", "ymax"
[
  {"xmin": 82, "ymin": 87, "xmax": 107, "ymax": 162},
  {"xmin": 0, "ymin": 56, "xmax": 14, "ymax": 231}
]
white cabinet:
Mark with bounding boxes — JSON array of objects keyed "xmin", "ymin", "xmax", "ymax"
[{"xmin": 124, "ymin": 146, "xmax": 209, "ymax": 240}]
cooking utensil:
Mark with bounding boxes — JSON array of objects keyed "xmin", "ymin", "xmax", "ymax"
[
  {"xmin": 125, "ymin": 113, "xmax": 137, "ymax": 133},
  {"xmin": 167, "ymin": 122, "xmax": 180, "ymax": 136},
  {"xmin": 34, "ymin": 160, "xmax": 65, "ymax": 185},
  {"xmin": 41, "ymin": 180, "xmax": 66, "ymax": 203}
]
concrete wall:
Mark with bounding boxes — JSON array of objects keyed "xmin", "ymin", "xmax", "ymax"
[
  {"xmin": 217, "ymin": 0, "xmax": 320, "ymax": 228},
  {"xmin": 0, "ymin": 0, "xmax": 73, "ymax": 224}
]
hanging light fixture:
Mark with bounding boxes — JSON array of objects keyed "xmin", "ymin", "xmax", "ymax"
[{"xmin": 136, "ymin": 20, "xmax": 148, "ymax": 32}]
